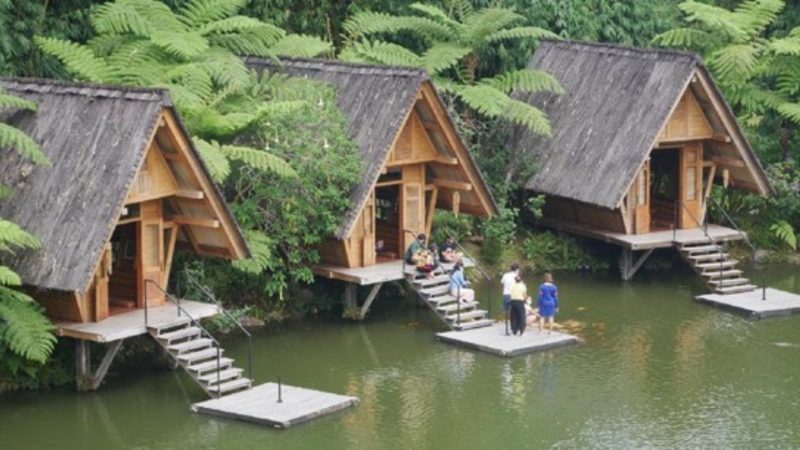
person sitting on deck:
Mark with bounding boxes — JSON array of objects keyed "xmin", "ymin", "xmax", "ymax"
[
  {"xmin": 538, "ymin": 272, "xmax": 560, "ymax": 335},
  {"xmin": 415, "ymin": 244, "xmax": 439, "ymax": 279},
  {"xmin": 449, "ymin": 260, "xmax": 474, "ymax": 304},
  {"xmin": 439, "ymin": 236, "xmax": 462, "ymax": 263},
  {"xmin": 525, "ymin": 299, "xmax": 540, "ymax": 327},
  {"xmin": 405, "ymin": 233, "xmax": 427, "ymax": 264}
]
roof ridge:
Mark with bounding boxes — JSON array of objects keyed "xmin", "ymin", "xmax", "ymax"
[
  {"xmin": 243, "ymin": 55, "xmax": 430, "ymax": 79},
  {"xmin": 0, "ymin": 77, "xmax": 170, "ymax": 102},
  {"xmin": 540, "ymin": 38, "xmax": 703, "ymax": 63}
]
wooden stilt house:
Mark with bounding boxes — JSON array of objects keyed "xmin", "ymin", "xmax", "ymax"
[
  {"xmin": 509, "ymin": 40, "xmax": 771, "ymax": 292},
  {"xmin": 0, "ymin": 78, "xmax": 249, "ymax": 326}
]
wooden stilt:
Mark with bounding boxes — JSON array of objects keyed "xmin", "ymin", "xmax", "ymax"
[
  {"xmin": 359, "ymin": 283, "xmax": 384, "ymax": 320},
  {"xmin": 620, "ymin": 248, "xmax": 654, "ymax": 281},
  {"xmin": 76, "ymin": 339, "xmax": 124, "ymax": 391},
  {"xmin": 343, "ymin": 283, "xmax": 358, "ymax": 318}
]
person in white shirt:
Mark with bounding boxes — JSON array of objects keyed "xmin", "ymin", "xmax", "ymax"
[{"xmin": 500, "ymin": 263, "xmax": 520, "ymax": 335}]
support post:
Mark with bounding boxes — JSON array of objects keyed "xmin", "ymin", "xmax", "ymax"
[
  {"xmin": 76, "ymin": 339, "xmax": 124, "ymax": 391},
  {"xmin": 359, "ymin": 283, "xmax": 384, "ymax": 320},
  {"xmin": 343, "ymin": 283, "xmax": 358, "ymax": 319},
  {"xmin": 621, "ymin": 248, "xmax": 654, "ymax": 281}
]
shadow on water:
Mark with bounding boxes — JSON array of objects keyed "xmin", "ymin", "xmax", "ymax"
[{"xmin": 2, "ymin": 265, "xmax": 800, "ymax": 449}]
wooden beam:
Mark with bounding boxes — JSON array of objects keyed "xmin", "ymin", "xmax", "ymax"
[
  {"xmin": 375, "ymin": 180, "xmax": 403, "ymax": 188},
  {"xmin": 433, "ymin": 156, "xmax": 458, "ymax": 165},
  {"xmin": 358, "ymin": 283, "xmax": 384, "ymax": 320},
  {"xmin": 425, "ymin": 186, "xmax": 439, "ymax": 238},
  {"xmin": 197, "ymin": 244, "xmax": 232, "ymax": 258},
  {"xmin": 711, "ymin": 133, "xmax": 731, "ymax": 143},
  {"xmin": 175, "ymin": 189, "xmax": 204, "ymax": 199},
  {"xmin": 711, "ymin": 156, "xmax": 745, "ymax": 168},
  {"xmin": 76, "ymin": 339, "xmax": 124, "ymax": 391},
  {"xmin": 172, "ymin": 216, "xmax": 220, "ymax": 228},
  {"xmin": 621, "ymin": 249, "xmax": 654, "ymax": 281},
  {"xmin": 452, "ymin": 191, "xmax": 460, "ymax": 216},
  {"xmin": 162, "ymin": 152, "xmax": 182, "ymax": 161},
  {"xmin": 432, "ymin": 178, "xmax": 472, "ymax": 191}
]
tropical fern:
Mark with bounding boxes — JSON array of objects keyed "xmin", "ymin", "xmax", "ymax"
[
  {"xmin": 420, "ymin": 42, "xmax": 471, "ymax": 74},
  {"xmin": 483, "ymin": 69, "xmax": 564, "ymax": 95},
  {"xmin": 0, "ymin": 287, "xmax": 56, "ymax": 364},
  {"xmin": 34, "ymin": 36, "xmax": 114, "ymax": 82},
  {"xmin": 194, "ymin": 138, "xmax": 231, "ymax": 182},
  {"xmin": 269, "ymin": 34, "xmax": 332, "ymax": 58},
  {"xmin": 219, "ymin": 144, "xmax": 296, "ymax": 178},
  {"xmin": 0, "ymin": 219, "xmax": 41, "ymax": 254},
  {"xmin": 231, "ymin": 229, "xmax": 274, "ymax": 274},
  {"xmin": 770, "ymin": 220, "xmax": 797, "ymax": 250}
]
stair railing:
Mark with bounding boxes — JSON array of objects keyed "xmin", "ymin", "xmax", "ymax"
[
  {"xmin": 443, "ymin": 228, "xmax": 494, "ymax": 320},
  {"xmin": 144, "ymin": 280, "xmax": 223, "ymax": 396},
  {"xmin": 182, "ymin": 271, "xmax": 254, "ymax": 381},
  {"xmin": 709, "ymin": 197, "xmax": 766, "ymax": 300},
  {"xmin": 677, "ymin": 201, "xmax": 729, "ymax": 291}
]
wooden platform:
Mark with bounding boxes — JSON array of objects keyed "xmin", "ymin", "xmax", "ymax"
[
  {"xmin": 54, "ymin": 300, "xmax": 219, "ymax": 342},
  {"xmin": 192, "ymin": 383, "xmax": 359, "ymax": 429},
  {"xmin": 696, "ymin": 288, "xmax": 800, "ymax": 319},
  {"xmin": 314, "ymin": 259, "xmax": 473, "ymax": 285},
  {"xmin": 540, "ymin": 218, "xmax": 744, "ymax": 250},
  {"xmin": 436, "ymin": 322, "xmax": 579, "ymax": 357}
]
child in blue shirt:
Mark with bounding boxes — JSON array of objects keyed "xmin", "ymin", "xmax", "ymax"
[{"xmin": 538, "ymin": 272, "xmax": 559, "ymax": 334}]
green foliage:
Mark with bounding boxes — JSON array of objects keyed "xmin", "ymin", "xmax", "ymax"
[
  {"xmin": 480, "ymin": 206, "xmax": 518, "ymax": 265},
  {"xmin": 521, "ymin": 230, "xmax": 610, "ymax": 272},
  {"xmin": 430, "ymin": 210, "xmax": 475, "ymax": 244},
  {"xmin": 341, "ymin": 3, "xmax": 561, "ymax": 136},
  {"xmin": 770, "ymin": 220, "xmax": 797, "ymax": 250}
]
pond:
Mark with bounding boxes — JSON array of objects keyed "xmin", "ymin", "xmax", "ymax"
[{"xmin": 2, "ymin": 265, "xmax": 800, "ymax": 449}]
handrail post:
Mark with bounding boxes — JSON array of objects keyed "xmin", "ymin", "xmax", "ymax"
[
  {"xmin": 248, "ymin": 336, "xmax": 253, "ymax": 381},
  {"xmin": 144, "ymin": 281, "xmax": 149, "ymax": 326},
  {"xmin": 456, "ymin": 285, "xmax": 461, "ymax": 325},
  {"xmin": 216, "ymin": 347, "xmax": 221, "ymax": 398}
]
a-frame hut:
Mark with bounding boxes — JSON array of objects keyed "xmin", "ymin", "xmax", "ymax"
[
  {"xmin": 509, "ymin": 40, "xmax": 771, "ymax": 291},
  {"xmin": 0, "ymin": 78, "xmax": 249, "ymax": 328},
  {"xmin": 246, "ymin": 58, "xmax": 498, "ymax": 275}
]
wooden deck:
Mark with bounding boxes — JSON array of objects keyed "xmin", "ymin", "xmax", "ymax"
[
  {"xmin": 54, "ymin": 300, "xmax": 219, "ymax": 342},
  {"xmin": 436, "ymin": 322, "xmax": 579, "ymax": 357},
  {"xmin": 192, "ymin": 383, "xmax": 359, "ymax": 429},
  {"xmin": 314, "ymin": 259, "xmax": 473, "ymax": 285},
  {"xmin": 696, "ymin": 288, "xmax": 800, "ymax": 319},
  {"xmin": 540, "ymin": 218, "xmax": 745, "ymax": 250}
]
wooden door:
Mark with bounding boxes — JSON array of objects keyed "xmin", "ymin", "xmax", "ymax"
[
  {"xmin": 634, "ymin": 161, "xmax": 651, "ymax": 234},
  {"xmin": 138, "ymin": 201, "xmax": 164, "ymax": 306},
  {"xmin": 362, "ymin": 192, "xmax": 376, "ymax": 266},
  {"xmin": 401, "ymin": 164, "xmax": 425, "ymax": 251},
  {"xmin": 680, "ymin": 144, "xmax": 703, "ymax": 229}
]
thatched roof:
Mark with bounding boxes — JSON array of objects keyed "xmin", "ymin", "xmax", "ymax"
[
  {"xmin": 0, "ymin": 78, "xmax": 247, "ymax": 293},
  {"xmin": 244, "ymin": 57, "xmax": 430, "ymax": 238},
  {"xmin": 510, "ymin": 40, "xmax": 769, "ymax": 209}
]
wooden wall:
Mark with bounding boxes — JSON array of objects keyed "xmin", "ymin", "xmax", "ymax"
[
  {"xmin": 542, "ymin": 197, "xmax": 626, "ymax": 233},
  {"xmin": 659, "ymin": 89, "xmax": 713, "ymax": 143}
]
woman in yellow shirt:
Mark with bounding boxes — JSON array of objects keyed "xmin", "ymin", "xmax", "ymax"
[{"xmin": 509, "ymin": 276, "xmax": 530, "ymax": 336}]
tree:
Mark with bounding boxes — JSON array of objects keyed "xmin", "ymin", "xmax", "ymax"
[
  {"xmin": 340, "ymin": 2, "xmax": 563, "ymax": 137},
  {"xmin": 0, "ymin": 88, "xmax": 57, "ymax": 368}
]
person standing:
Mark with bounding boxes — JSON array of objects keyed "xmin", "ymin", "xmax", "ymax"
[
  {"xmin": 449, "ymin": 260, "xmax": 474, "ymax": 304},
  {"xmin": 538, "ymin": 272, "xmax": 559, "ymax": 334},
  {"xmin": 509, "ymin": 275, "xmax": 529, "ymax": 336},
  {"xmin": 501, "ymin": 263, "xmax": 520, "ymax": 335}
]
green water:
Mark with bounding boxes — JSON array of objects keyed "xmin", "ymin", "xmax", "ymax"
[{"xmin": 2, "ymin": 266, "xmax": 800, "ymax": 450}]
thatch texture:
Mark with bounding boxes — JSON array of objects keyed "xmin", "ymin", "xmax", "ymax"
[
  {"xmin": 512, "ymin": 40, "xmax": 699, "ymax": 209},
  {"xmin": 0, "ymin": 78, "xmax": 246, "ymax": 293},
  {"xmin": 245, "ymin": 57, "xmax": 429, "ymax": 238}
]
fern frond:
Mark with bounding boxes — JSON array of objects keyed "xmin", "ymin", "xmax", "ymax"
[
  {"xmin": 420, "ymin": 42, "xmax": 471, "ymax": 74},
  {"xmin": 486, "ymin": 26, "xmax": 557, "ymax": 43},
  {"xmin": 91, "ymin": 0, "xmax": 154, "ymax": 36},
  {"xmin": 409, "ymin": 3, "xmax": 458, "ymax": 27},
  {"xmin": 164, "ymin": 63, "xmax": 214, "ymax": 100},
  {"xmin": 733, "ymin": 0, "xmax": 784, "ymax": 39},
  {"xmin": 150, "ymin": 31, "xmax": 209, "ymax": 59},
  {"xmin": 770, "ymin": 220, "xmax": 797, "ymax": 250},
  {"xmin": 344, "ymin": 40, "xmax": 422, "ymax": 67},
  {"xmin": 198, "ymin": 15, "xmax": 267, "ymax": 35},
  {"xmin": 219, "ymin": 144, "xmax": 296, "ymax": 178},
  {"xmin": 0, "ymin": 288, "xmax": 56, "ymax": 364},
  {"xmin": 652, "ymin": 27, "xmax": 714, "ymax": 48},
  {"xmin": 87, "ymin": 34, "xmax": 137, "ymax": 57},
  {"xmin": 254, "ymin": 100, "xmax": 307, "ymax": 121},
  {"xmin": 0, "ymin": 219, "xmax": 40, "ymax": 254},
  {"xmin": 679, "ymin": 1, "xmax": 746, "ymax": 41},
  {"xmin": 501, "ymin": 98, "xmax": 552, "ymax": 136},
  {"xmin": 196, "ymin": 48, "xmax": 251, "ymax": 89},
  {"xmin": 709, "ymin": 43, "xmax": 761, "ymax": 82},
  {"xmin": 343, "ymin": 11, "xmax": 451, "ymax": 40},
  {"xmin": 455, "ymin": 84, "xmax": 551, "ymax": 136},
  {"xmin": 0, "ymin": 266, "xmax": 21, "ymax": 286},
  {"xmin": 232, "ymin": 229, "xmax": 274, "ymax": 274},
  {"xmin": 35, "ymin": 37, "xmax": 114, "ymax": 82},
  {"xmin": 209, "ymin": 27, "xmax": 285, "ymax": 57},
  {"xmin": 767, "ymin": 37, "xmax": 800, "ymax": 56},
  {"xmin": 777, "ymin": 102, "xmax": 800, "ymax": 125},
  {"xmin": 269, "ymin": 34, "xmax": 332, "ymax": 58},
  {"xmin": 194, "ymin": 138, "xmax": 231, "ymax": 182},
  {"xmin": 177, "ymin": 0, "xmax": 247, "ymax": 26},
  {"xmin": 0, "ymin": 123, "xmax": 50, "ymax": 165},
  {"xmin": 460, "ymin": 7, "xmax": 522, "ymax": 45},
  {"xmin": 483, "ymin": 69, "xmax": 563, "ymax": 95},
  {"xmin": 0, "ymin": 90, "xmax": 37, "ymax": 112}
]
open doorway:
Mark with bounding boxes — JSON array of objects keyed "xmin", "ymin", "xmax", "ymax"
[
  {"xmin": 650, "ymin": 148, "xmax": 680, "ymax": 230},
  {"xmin": 109, "ymin": 222, "xmax": 139, "ymax": 315},
  {"xmin": 375, "ymin": 185, "xmax": 401, "ymax": 262}
]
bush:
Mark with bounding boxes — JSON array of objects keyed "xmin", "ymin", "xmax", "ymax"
[
  {"xmin": 430, "ymin": 210, "xmax": 475, "ymax": 244},
  {"xmin": 521, "ymin": 230, "xmax": 611, "ymax": 272},
  {"xmin": 480, "ymin": 207, "xmax": 519, "ymax": 265}
]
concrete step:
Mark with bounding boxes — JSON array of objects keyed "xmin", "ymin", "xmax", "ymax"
[
  {"xmin": 168, "ymin": 338, "xmax": 213, "ymax": 354},
  {"xmin": 697, "ymin": 260, "xmax": 738, "ymax": 270},
  {"xmin": 177, "ymin": 347, "xmax": 223, "ymax": 363},
  {"xmin": 208, "ymin": 377, "xmax": 252, "ymax": 395},
  {"xmin": 411, "ymin": 274, "xmax": 450, "ymax": 287},
  {"xmin": 683, "ymin": 244, "xmax": 723, "ymax": 255},
  {"xmin": 453, "ymin": 319, "xmax": 495, "ymax": 331},
  {"xmin": 149, "ymin": 317, "xmax": 192, "ymax": 335},
  {"xmin": 197, "ymin": 368, "xmax": 244, "ymax": 385},
  {"xmin": 187, "ymin": 357, "xmax": 234, "ymax": 374},
  {"xmin": 446, "ymin": 310, "xmax": 487, "ymax": 322},
  {"xmin": 688, "ymin": 252, "xmax": 730, "ymax": 262},
  {"xmin": 157, "ymin": 326, "xmax": 201, "ymax": 344},
  {"xmin": 437, "ymin": 301, "xmax": 478, "ymax": 313},
  {"xmin": 427, "ymin": 295, "xmax": 457, "ymax": 306},
  {"xmin": 702, "ymin": 269, "xmax": 743, "ymax": 279},
  {"xmin": 715, "ymin": 284, "xmax": 757, "ymax": 295},
  {"xmin": 709, "ymin": 277, "xmax": 751, "ymax": 287},
  {"xmin": 419, "ymin": 285, "xmax": 450, "ymax": 298}
]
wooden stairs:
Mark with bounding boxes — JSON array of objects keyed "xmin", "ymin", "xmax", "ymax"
[
  {"xmin": 405, "ymin": 262, "xmax": 493, "ymax": 331},
  {"xmin": 148, "ymin": 317, "xmax": 253, "ymax": 397},
  {"xmin": 679, "ymin": 241, "xmax": 757, "ymax": 295}
]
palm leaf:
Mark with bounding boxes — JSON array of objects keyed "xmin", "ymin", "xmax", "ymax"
[
  {"xmin": 0, "ymin": 123, "xmax": 50, "ymax": 166},
  {"xmin": 269, "ymin": 34, "xmax": 332, "ymax": 58},
  {"xmin": 35, "ymin": 37, "xmax": 115, "ymax": 82},
  {"xmin": 0, "ymin": 288, "xmax": 56, "ymax": 364},
  {"xmin": 483, "ymin": 69, "xmax": 563, "ymax": 95},
  {"xmin": 420, "ymin": 42, "xmax": 471, "ymax": 74}
]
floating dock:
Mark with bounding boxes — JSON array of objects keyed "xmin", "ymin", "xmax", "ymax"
[
  {"xmin": 436, "ymin": 322, "xmax": 579, "ymax": 357},
  {"xmin": 696, "ymin": 287, "xmax": 800, "ymax": 319},
  {"xmin": 192, "ymin": 383, "xmax": 359, "ymax": 429}
]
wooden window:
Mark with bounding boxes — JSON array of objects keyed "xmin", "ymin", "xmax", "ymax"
[
  {"xmin": 637, "ymin": 171, "xmax": 646, "ymax": 206},
  {"xmin": 143, "ymin": 223, "xmax": 161, "ymax": 270}
]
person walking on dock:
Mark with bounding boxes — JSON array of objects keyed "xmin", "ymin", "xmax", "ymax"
[
  {"xmin": 538, "ymin": 273, "xmax": 559, "ymax": 334},
  {"xmin": 449, "ymin": 260, "xmax": 475, "ymax": 304},
  {"xmin": 501, "ymin": 263, "xmax": 520, "ymax": 335},
  {"xmin": 509, "ymin": 275, "xmax": 529, "ymax": 336}
]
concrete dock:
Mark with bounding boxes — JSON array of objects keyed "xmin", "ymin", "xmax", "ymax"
[
  {"xmin": 696, "ymin": 287, "xmax": 800, "ymax": 319},
  {"xmin": 436, "ymin": 322, "xmax": 579, "ymax": 357}
]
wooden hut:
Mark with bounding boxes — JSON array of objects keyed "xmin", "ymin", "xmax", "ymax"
[
  {"xmin": 509, "ymin": 40, "xmax": 771, "ymax": 291},
  {"xmin": 0, "ymin": 78, "xmax": 249, "ymax": 326},
  {"xmin": 246, "ymin": 58, "xmax": 498, "ymax": 275}
]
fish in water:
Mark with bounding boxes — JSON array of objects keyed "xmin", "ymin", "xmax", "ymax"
[{"xmin": 773, "ymin": 342, "xmax": 799, "ymax": 348}]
